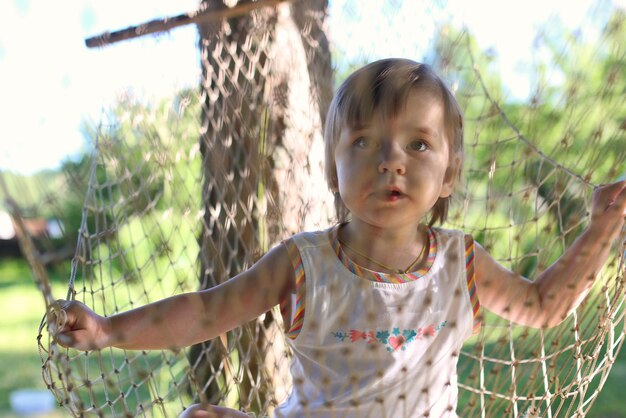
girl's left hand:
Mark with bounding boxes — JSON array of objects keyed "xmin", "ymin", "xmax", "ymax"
[{"xmin": 49, "ymin": 299, "xmax": 112, "ymax": 350}]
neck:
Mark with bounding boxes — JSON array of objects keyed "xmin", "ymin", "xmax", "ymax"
[{"xmin": 338, "ymin": 220, "xmax": 428, "ymax": 273}]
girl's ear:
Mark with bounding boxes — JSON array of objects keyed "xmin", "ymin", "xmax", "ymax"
[{"xmin": 440, "ymin": 155, "xmax": 461, "ymax": 198}]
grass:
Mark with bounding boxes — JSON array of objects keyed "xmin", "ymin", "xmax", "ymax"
[
  {"xmin": 0, "ymin": 257, "xmax": 67, "ymax": 416},
  {"xmin": 1, "ymin": 257, "xmax": 625, "ymax": 417}
]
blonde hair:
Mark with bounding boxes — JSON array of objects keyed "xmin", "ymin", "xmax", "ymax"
[{"xmin": 324, "ymin": 58, "xmax": 464, "ymax": 226}]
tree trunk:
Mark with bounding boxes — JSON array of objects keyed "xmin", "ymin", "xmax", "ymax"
[{"xmin": 190, "ymin": 0, "xmax": 331, "ymax": 413}]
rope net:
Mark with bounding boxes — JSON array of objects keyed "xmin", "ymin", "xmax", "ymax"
[{"xmin": 1, "ymin": 0, "xmax": 624, "ymax": 416}]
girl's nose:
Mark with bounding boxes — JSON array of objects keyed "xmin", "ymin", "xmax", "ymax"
[{"xmin": 378, "ymin": 142, "xmax": 406, "ymax": 174}]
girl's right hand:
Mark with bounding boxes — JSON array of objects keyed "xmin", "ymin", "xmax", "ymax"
[{"xmin": 50, "ymin": 300, "xmax": 112, "ymax": 350}]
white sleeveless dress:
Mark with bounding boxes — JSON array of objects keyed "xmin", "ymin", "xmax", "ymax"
[{"xmin": 274, "ymin": 228, "xmax": 475, "ymax": 418}]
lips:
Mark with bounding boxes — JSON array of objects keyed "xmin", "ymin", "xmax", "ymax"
[
  {"xmin": 388, "ymin": 193, "xmax": 403, "ymax": 202},
  {"xmin": 380, "ymin": 186, "xmax": 405, "ymax": 201}
]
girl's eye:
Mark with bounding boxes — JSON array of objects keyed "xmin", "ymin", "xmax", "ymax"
[
  {"xmin": 407, "ymin": 140, "xmax": 428, "ymax": 152},
  {"xmin": 354, "ymin": 137, "xmax": 378, "ymax": 149}
]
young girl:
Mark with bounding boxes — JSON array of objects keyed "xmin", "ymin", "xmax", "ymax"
[{"xmin": 53, "ymin": 59, "xmax": 626, "ymax": 418}]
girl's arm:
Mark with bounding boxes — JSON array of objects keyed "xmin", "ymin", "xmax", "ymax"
[
  {"xmin": 54, "ymin": 242, "xmax": 294, "ymax": 350},
  {"xmin": 474, "ymin": 181, "xmax": 626, "ymax": 328}
]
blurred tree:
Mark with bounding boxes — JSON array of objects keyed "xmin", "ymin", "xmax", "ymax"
[{"xmin": 192, "ymin": 0, "xmax": 331, "ymax": 411}]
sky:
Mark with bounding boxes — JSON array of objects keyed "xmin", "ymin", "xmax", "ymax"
[{"xmin": 0, "ymin": 0, "xmax": 620, "ymax": 175}]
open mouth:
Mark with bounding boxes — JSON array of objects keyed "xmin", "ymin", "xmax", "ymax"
[{"xmin": 383, "ymin": 189, "xmax": 405, "ymax": 200}]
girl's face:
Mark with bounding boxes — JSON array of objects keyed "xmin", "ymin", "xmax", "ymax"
[{"xmin": 334, "ymin": 88, "xmax": 456, "ymax": 230}]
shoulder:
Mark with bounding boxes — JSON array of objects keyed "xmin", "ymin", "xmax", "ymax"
[
  {"xmin": 430, "ymin": 226, "xmax": 465, "ymax": 238},
  {"xmin": 285, "ymin": 227, "xmax": 336, "ymax": 251},
  {"xmin": 430, "ymin": 227, "xmax": 468, "ymax": 249},
  {"xmin": 249, "ymin": 241, "xmax": 293, "ymax": 276}
]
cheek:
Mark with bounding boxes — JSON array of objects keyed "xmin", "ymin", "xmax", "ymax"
[
  {"xmin": 335, "ymin": 154, "xmax": 356, "ymax": 184},
  {"xmin": 336, "ymin": 159, "xmax": 370, "ymax": 197},
  {"xmin": 336, "ymin": 166, "xmax": 356, "ymax": 194}
]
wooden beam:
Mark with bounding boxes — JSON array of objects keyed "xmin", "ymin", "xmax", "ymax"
[{"xmin": 85, "ymin": 0, "xmax": 294, "ymax": 48}]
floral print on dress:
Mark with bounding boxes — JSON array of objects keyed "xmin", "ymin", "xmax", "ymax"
[{"xmin": 331, "ymin": 321, "xmax": 447, "ymax": 352}]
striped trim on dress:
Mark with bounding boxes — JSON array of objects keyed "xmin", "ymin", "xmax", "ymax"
[
  {"xmin": 283, "ymin": 239, "xmax": 306, "ymax": 339},
  {"xmin": 464, "ymin": 234, "xmax": 482, "ymax": 334}
]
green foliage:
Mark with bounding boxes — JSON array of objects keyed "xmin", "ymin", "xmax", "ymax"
[
  {"xmin": 511, "ymin": 11, "xmax": 626, "ymax": 185},
  {"xmin": 436, "ymin": 11, "xmax": 626, "ymax": 278},
  {"xmin": 70, "ymin": 90, "xmax": 204, "ymax": 313}
]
